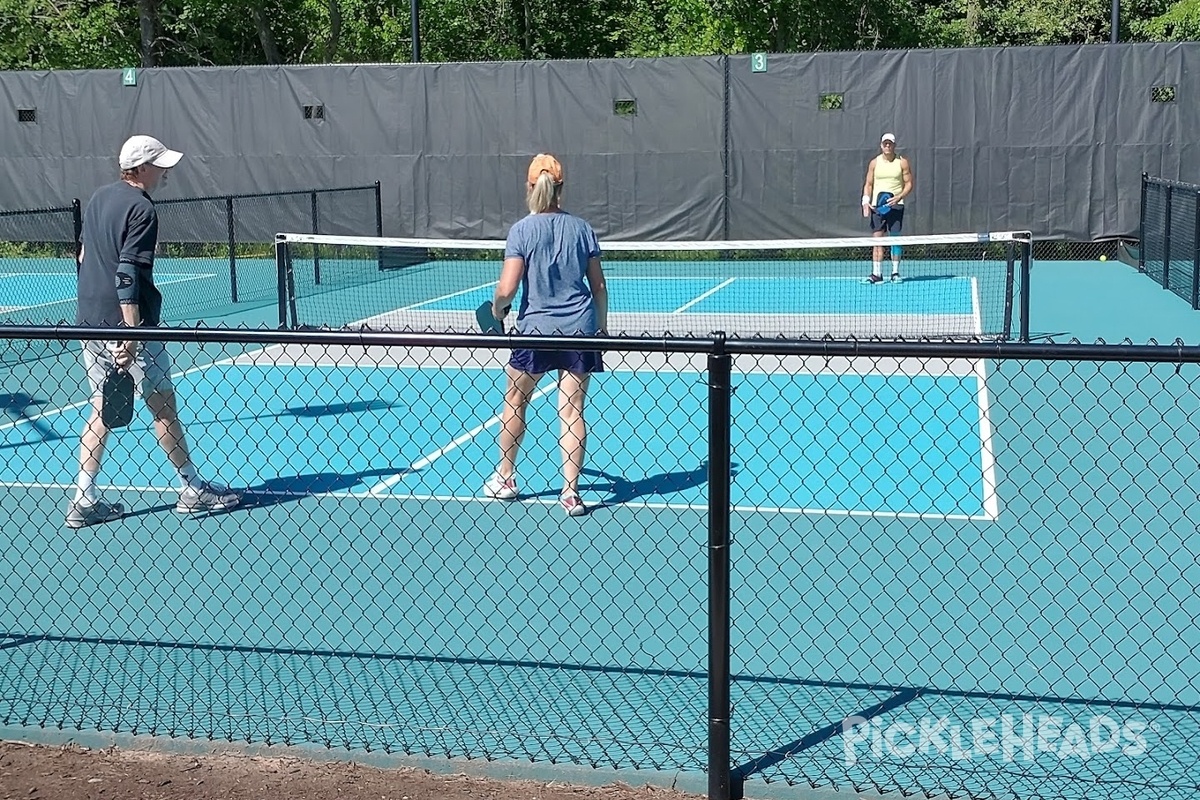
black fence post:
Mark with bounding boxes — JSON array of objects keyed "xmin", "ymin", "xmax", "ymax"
[
  {"xmin": 71, "ymin": 198, "xmax": 83, "ymax": 266},
  {"xmin": 311, "ymin": 191, "xmax": 322, "ymax": 286},
  {"xmin": 226, "ymin": 196, "xmax": 239, "ymax": 303},
  {"xmin": 721, "ymin": 55, "xmax": 731, "ymax": 241},
  {"xmin": 411, "ymin": 0, "xmax": 420, "ymax": 62},
  {"xmin": 708, "ymin": 332, "xmax": 734, "ymax": 800},
  {"xmin": 1163, "ymin": 185, "xmax": 1173, "ymax": 292},
  {"xmin": 374, "ymin": 181, "xmax": 384, "ymax": 237},
  {"xmin": 1138, "ymin": 173, "xmax": 1147, "ymax": 274},
  {"xmin": 1192, "ymin": 191, "xmax": 1200, "ymax": 310}
]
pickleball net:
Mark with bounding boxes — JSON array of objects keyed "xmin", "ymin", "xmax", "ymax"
[{"xmin": 273, "ymin": 231, "xmax": 1032, "ymax": 340}]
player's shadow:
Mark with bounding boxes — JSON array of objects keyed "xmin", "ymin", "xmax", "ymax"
[
  {"xmin": 893, "ymin": 274, "xmax": 956, "ymax": 283},
  {"xmin": 524, "ymin": 460, "xmax": 740, "ymax": 508},
  {"xmin": 236, "ymin": 469, "xmax": 414, "ymax": 509},
  {"xmin": 278, "ymin": 399, "xmax": 398, "ymax": 418},
  {"xmin": 113, "ymin": 469, "xmax": 419, "ymax": 520},
  {"xmin": 0, "ymin": 392, "xmax": 63, "ymax": 448}
]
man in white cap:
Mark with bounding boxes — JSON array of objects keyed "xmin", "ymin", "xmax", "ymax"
[
  {"xmin": 860, "ymin": 132, "xmax": 913, "ymax": 283},
  {"xmin": 67, "ymin": 134, "xmax": 241, "ymax": 528}
]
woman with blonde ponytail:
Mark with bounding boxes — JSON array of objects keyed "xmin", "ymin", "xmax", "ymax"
[{"xmin": 482, "ymin": 153, "xmax": 609, "ymax": 518}]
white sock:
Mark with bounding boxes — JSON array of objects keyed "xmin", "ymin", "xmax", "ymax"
[
  {"xmin": 177, "ymin": 462, "xmax": 201, "ymax": 490},
  {"xmin": 872, "ymin": 261, "xmax": 883, "ymax": 277},
  {"xmin": 892, "ymin": 260, "xmax": 901, "ymax": 275},
  {"xmin": 75, "ymin": 469, "xmax": 99, "ymax": 504}
]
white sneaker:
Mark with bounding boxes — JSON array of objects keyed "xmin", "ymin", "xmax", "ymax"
[
  {"xmin": 560, "ymin": 491, "xmax": 587, "ymax": 517},
  {"xmin": 483, "ymin": 472, "xmax": 518, "ymax": 500},
  {"xmin": 176, "ymin": 481, "xmax": 241, "ymax": 514}
]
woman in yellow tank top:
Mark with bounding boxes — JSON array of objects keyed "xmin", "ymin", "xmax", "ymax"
[{"xmin": 860, "ymin": 132, "xmax": 914, "ymax": 283}]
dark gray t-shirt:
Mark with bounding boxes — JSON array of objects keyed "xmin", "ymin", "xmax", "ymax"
[
  {"xmin": 504, "ymin": 211, "xmax": 601, "ymax": 336},
  {"xmin": 76, "ymin": 180, "xmax": 163, "ymax": 327}
]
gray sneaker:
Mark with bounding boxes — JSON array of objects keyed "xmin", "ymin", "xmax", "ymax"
[
  {"xmin": 176, "ymin": 481, "xmax": 241, "ymax": 515},
  {"xmin": 65, "ymin": 498, "xmax": 125, "ymax": 529}
]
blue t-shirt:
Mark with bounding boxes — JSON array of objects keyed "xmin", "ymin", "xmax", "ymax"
[{"xmin": 504, "ymin": 211, "xmax": 601, "ymax": 336}]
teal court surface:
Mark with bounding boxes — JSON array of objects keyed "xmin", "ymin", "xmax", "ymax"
[
  {"xmin": 0, "ymin": 256, "xmax": 281, "ymax": 324},
  {"xmin": 2, "ymin": 251, "xmax": 1200, "ymax": 799}
]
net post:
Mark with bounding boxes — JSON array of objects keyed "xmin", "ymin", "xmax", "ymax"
[
  {"xmin": 1019, "ymin": 237, "xmax": 1032, "ymax": 343},
  {"xmin": 1191, "ymin": 190, "xmax": 1200, "ymax": 310},
  {"xmin": 226, "ymin": 196, "xmax": 239, "ymax": 304},
  {"xmin": 71, "ymin": 198, "xmax": 83, "ymax": 266},
  {"xmin": 275, "ymin": 237, "xmax": 289, "ymax": 328},
  {"xmin": 707, "ymin": 331, "xmax": 734, "ymax": 800},
  {"xmin": 1002, "ymin": 240, "xmax": 1015, "ymax": 342},
  {"xmin": 311, "ymin": 192, "xmax": 322, "ymax": 286},
  {"xmin": 1139, "ymin": 173, "xmax": 1148, "ymax": 273}
]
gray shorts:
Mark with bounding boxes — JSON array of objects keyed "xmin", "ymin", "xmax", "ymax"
[{"xmin": 82, "ymin": 339, "xmax": 174, "ymax": 400}]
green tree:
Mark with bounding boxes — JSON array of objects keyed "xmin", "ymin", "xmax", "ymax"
[
  {"xmin": 0, "ymin": 0, "xmax": 1190, "ymax": 71},
  {"xmin": 0, "ymin": 0, "xmax": 138, "ymax": 69},
  {"xmin": 1136, "ymin": 0, "xmax": 1200, "ymax": 39}
]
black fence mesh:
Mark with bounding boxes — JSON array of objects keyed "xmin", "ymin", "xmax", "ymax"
[
  {"xmin": 0, "ymin": 327, "xmax": 1197, "ymax": 800},
  {"xmin": 0, "ymin": 185, "xmax": 382, "ymax": 369},
  {"xmin": 154, "ymin": 184, "xmax": 384, "ymax": 320},
  {"xmin": 0, "ymin": 204, "xmax": 83, "ymax": 366},
  {"xmin": 1140, "ymin": 175, "xmax": 1200, "ymax": 309}
]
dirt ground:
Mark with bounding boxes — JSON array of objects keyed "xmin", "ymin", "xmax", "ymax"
[{"xmin": 0, "ymin": 741, "xmax": 709, "ymax": 800}]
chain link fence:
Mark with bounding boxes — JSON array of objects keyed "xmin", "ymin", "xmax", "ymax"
[
  {"xmin": 0, "ymin": 326, "xmax": 1196, "ymax": 800},
  {"xmin": 0, "ymin": 184, "xmax": 383, "ymax": 329},
  {"xmin": 1140, "ymin": 175, "xmax": 1200, "ymax": 310}
]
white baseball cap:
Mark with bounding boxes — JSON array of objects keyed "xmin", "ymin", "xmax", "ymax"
[
  {"xmin": 119, "ymin": 135, "xmax": 184, "ymax": 170},
  {"xmin": 881, "ymin": 132, "xmax": 897, "ymax": 143}
]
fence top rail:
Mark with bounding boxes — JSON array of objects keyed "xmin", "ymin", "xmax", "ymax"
[
  {"xmin": 1144, "ymin": 174, "xmax": 1200, "ymax": 192},
  {"xmin": 156, "ymin": 183, "xmax": 380, "ymax": 205},
  {"xmin": 0, "ymin": 204, "xmax": 78, "ymax": 218},
  {"xmin": 1, "ymin": 325, "xmax": 1199, "ymax": 363}
]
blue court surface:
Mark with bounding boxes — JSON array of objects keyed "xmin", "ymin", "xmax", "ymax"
[
  {"xmin": 417, "ymin": 274, "xmax": 977, "ymax": 316},
  {"xmin": 0, "ymin": 268, "xmax": 219, "ymax": 313},
  {"xmin": 0, "ymin": 257, "xmax": 281, "ymax": 324},
  {"xmin": 2, "ymin": 256, "xmax": 1200, "ymax": 800},
  {"xmin": 0, "ymin": 361, "xmax": 994, "ymax": 518}
]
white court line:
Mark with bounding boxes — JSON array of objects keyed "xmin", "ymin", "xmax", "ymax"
[
  {"xmin": 395, "ymin": 280, "xmax": 498, "ymax": 311},
  {"xmin": 0, "ymin": 480, "xmax": 994, "ymax": 521},
  {"xmin": 971, "ymin": 276, "xmax": 1001, "ymax": 521},
  {"xmin": 672, "ymin": 278, "xmax": 735, "ymax": 314},
  {"xmin": 345, "ymin": 492, "xmax": 995, "ymax": 520},
  {"xmin": 602, "ymin": 276, "xmax": 921, "ymax": 282},
  {"xmin": 363, "ymin": 381, "xmax": 559, "ymax": 496}
]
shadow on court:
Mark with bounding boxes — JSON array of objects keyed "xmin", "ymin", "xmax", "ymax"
[
  {"xmin": 279, "ymin": 399, "xmax": 399, "ymax": 418},
  {"xmin": 0, "ymin": 392, "xmax": 63, "ymax": 446},
  {"xmin": 888, "ymin": 274, "xmax": 957, "ymax": 283},
  {"xmin": 104, "ymin": 470, "xmax": 416, "ymax": 519},
  {"xmin": 237, "ymin": 470, "xmax": 412, "ymax": 508},
  {"xmin": 519, "ymin": 460, "xmax": 740, "ymax": 507}
]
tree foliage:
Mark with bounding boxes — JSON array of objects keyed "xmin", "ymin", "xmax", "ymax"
[{"xmin": 0, "ymin": 0, "xmax": 1187, "ymax": 70}]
